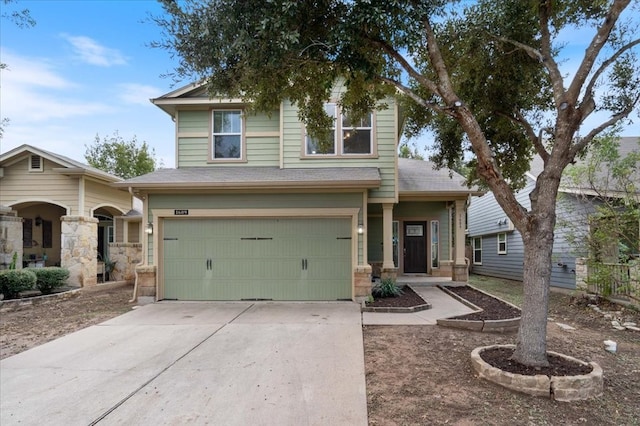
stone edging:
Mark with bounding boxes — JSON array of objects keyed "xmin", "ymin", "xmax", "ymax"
[
  {"xmin": 361, "ymin": 285, "xmax": 432, "ymax": 313},
  {"xmin": 0, "ymin": 281, "xmax": 132, "ymax": 312},
  {"xmin": 0, "ymin": 288, "xmax": 82, "ymax": 312},
  {"xmin": 436, "ymin": 285, "xmax": 521, "ymax": 333},
  {"xmin": 470, "ymin": 344, "xmax": 603, "ymax": 401}
]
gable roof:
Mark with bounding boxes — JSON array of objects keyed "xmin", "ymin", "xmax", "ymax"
[
  {"xmin": 0, "ymin": 144, "xmax": 122, "ymax": 183},
  {"xmin": 114, "ymin": 166, "xmax": 381, "ymax": 191},
  {"xmin": 151, "ymin": 81, "xmax": 245, "ymax": 117},
  {"xmin": 527, "ymin": 136, "xmax": 640, "ymax": 196},
  {"xmin": 398, "ymin": 158, "xmax": 483, "ymax": 196}
]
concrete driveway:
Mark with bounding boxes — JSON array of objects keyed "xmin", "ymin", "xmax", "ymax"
[{"xmin": 1, "ymin": 302, "xmax": 367, "ymax": 425}]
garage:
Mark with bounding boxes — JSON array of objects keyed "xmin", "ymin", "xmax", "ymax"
[{"xmin": 162, "ymin": 217, "xmax": 353, "ymax": 301}]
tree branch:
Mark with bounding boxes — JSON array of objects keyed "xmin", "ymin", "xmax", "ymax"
[
  {"xmin": 566, "ymin": 0, "xmax": 631, "ymax": 103},
  {"xmin": 571, "ymin": 92, "xmax": 640, "ymax": 157},
  {"xmin": 582, "ymin": 37, "xmax": 640, "ymax": 110},
  {"xmin": 538, "ymin": 1, "xmax": 567, "ymax": 107},
  {"xmin": 376, "ymin": 76, "xmax": 452, "ymax": 117},
  {"xmin": 366, "ymin": 37, "xmax": 442, "ymax": 98}
]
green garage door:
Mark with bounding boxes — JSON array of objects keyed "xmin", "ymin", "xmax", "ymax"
[{"xmin": 163, "ymin": 218, "xmax": 352, "ymax": 301}]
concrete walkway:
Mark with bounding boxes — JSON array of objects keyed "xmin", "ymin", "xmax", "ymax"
[
  {"xmin": 1, "ymin": 302, "xmax": 367, "ymax": 426},
  {"xmin": 362, "ymin": 285, "xmax": 475, "ymax": 325}
]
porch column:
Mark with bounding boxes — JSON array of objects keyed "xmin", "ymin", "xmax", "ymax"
[
  {"xmin": 0, "ymin": 214, "xmax": 23, "ymax": 269},
  {"xmin": 61, "ymin": 215, "xmax": 98, "ymax": 287},
  {"xmin": 382, "ymin": 203, "xmax": 397, "ymax": 278},
  {"xmin": 453, "ymin": 199, "xmax": 468, "ymax": 281}
]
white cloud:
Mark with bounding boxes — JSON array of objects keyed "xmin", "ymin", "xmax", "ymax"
[
  {"xmin": 62, "ymin": 34, "xmax": 127, "ymax": 67},
  {"xmin": 117, "ymin": 83, "xmax": 160, "ymax": 106},
  {"xmin": 0, "ymin": 49, "xmax": 114, "ymax": 123}
]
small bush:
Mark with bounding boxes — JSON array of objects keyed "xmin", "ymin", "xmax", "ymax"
[
  {"xmin": 28, "ymin": 267, "xmax": 70, "ymax": 295},
  {"xmin": 372, "ymin": 277, "xmax": 404, "ymax": 298},
  {"xmin": 0, "ymin": 269, "xmax": 37, "ymax": 299}
]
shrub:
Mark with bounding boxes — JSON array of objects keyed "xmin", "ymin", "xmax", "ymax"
[
  {"xmin": 0, "ymin": 269, "xmax": 37, "ymax": 299},
  {"xmin": 372, "ymin": 277, "xmax": 404, "ymax": 298},
  {"xmin": 28, "ymin": 267, "xmax": 70, "ymax": 295}
]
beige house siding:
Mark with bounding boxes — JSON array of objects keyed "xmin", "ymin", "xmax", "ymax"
[
  {"xmin": 0, "ymin": 157, "xmax": 79, "ymax": 214},
  {"xmin": 84, "ymin": 179, "xmax": 131, "ymax": 216}
]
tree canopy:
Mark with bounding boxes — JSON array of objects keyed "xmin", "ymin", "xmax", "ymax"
[
  {"xmin": 85, "ymin": 132, "xmax": 157, "ymax": 179},
  {"xmin": 153, "ymin": 0, "xmax": 640, "ymax": 366}
]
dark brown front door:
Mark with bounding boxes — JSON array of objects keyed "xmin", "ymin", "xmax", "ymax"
[{"xmin": 403, "ymin": 221, "xmax": 427, "ymax": 273}]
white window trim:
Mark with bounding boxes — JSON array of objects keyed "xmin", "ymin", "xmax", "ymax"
[
  {"xmin": 210, "ymin": 109, "xmax": 246, "ymax": 162},
  {"xmin": 431, "ymin": 220, "xmax": 439, "ymax": 269},
  {"xmin": 497, "ymin": 232, "xmax": 507, "ymax": 255},
  {"xmin": 473, "ymin": 237, "xmax": 482, "ymax": 265},
  {"xmin": 304, "ymin": 104, "xmax": 375, "ymax": 158}
]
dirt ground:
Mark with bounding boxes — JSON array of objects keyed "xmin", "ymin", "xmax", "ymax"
[
  {"xmin": 365, "ymin": 284, "xmax": 640, "ymax": 426},
  {"xmin": 1, "ymin": 279, "xmax": 639, "ymax": 425},
  {"xmin": 0, "ymin": 284, "xmax": 135, "ymax": 359}
]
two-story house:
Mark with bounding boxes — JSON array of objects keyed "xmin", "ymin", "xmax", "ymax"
[{"xmin": 117, "ymin": 82, "xmax": 481, "ymax": 301}]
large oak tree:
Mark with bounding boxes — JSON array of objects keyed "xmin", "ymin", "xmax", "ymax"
[{"xmin": 153, "ymin": 0, "xmax": 640, "ymax": 366}]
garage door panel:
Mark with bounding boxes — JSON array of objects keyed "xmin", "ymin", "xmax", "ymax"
[{"xmin": 163, "ymin": 218, "xmax": 352, "ymax": 301}]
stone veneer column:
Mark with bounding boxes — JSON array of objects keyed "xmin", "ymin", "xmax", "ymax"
[
  {"xmin": 61, "ymin": 216, "xmax": 98, "ymax": 287},
  {"xmin": 453, "ymin": 199, "xmax": 469, "ymax": 282},
  {"xmin": 354, "ymin": 265, "xmax": 372, "ymax": 300},
  {"xmin": 136, "ymin": 265, "xmax": 157, "ymax": 298},
  {"xmin": 0, "ymin": 215, "xmax": 23, "ymax": 269},
  {"xmin": 574, "ymin": 258, "xmax": 588, "ymax": 291}
]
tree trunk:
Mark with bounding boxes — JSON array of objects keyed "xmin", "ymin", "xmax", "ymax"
[{"xmin": 512, "ymin": 215, "xmax": 555, "ymax": 367}]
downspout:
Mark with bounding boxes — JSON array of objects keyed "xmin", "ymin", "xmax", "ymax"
[{"xmin": 128, "ymin": 186, "xmax": 144, "ymax": 303}]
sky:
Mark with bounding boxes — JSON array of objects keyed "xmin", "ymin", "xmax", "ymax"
[{"xmin": 1, "ymin": 1, "xmax": 638, "ymax": 168}]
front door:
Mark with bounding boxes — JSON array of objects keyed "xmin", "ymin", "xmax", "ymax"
[{"xmin": 404, "ymin": 221, "xmax": 427, "ymax": 273}]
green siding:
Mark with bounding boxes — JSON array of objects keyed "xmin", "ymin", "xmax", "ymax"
[
  {"xmin": 245, "ymin": 110, "xmax": 279, "ymax": 133},
  {"xmin": 176, "ymin": 109, "xmax": 280, "ymax": 167},
  {"xmin": 281, "ymin": 99, "xmax": 397, "ymax": 199},
  {"xmin": 177, "ymin": 110, "xmax": 209, "ymax": 133},
  {"xmin": 163, "ymin": 218, "xmax": 351, "ymax": 300}
]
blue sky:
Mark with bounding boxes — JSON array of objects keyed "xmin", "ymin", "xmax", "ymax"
[{"xmin": 1, "ymin": 1, "xmax": 638, "ymax": 168}]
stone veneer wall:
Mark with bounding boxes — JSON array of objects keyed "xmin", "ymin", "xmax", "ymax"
[
  {"xmin": 61, "ymin": 216, "xmax": 98, "ymax": 287},
  {"xmin": 108, "ymin": 243, "xmax": 142, "ymax": 283},
  {"xmin": 575, "ymin": 258, "xmax": 588, "ymax": 290},
  {"xmin": 354, "ymin": 265, "xmax": 372, "ymax": 300},
  {"xmin": 0, "ymin": 215, "xmax": 23, "ymax": 270},
  {"xmin": 136, "ymin": 265, "xmax": 157, "ymax": 298}
]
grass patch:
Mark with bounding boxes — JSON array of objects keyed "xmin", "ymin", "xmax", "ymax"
[{"xmin": 468, "ymin": 274, "xmax": 524, "ymax": 307}]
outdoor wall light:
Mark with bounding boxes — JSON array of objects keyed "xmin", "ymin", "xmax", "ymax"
[
  {"xmin": 145, "ymin": 222, "xmax": 153, "ymax": 235},
  {"xmin": 357, "ymin": 223, "xmax": 364, "ymax": 234}
]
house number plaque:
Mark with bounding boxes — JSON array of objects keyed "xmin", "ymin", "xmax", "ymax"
[{"xmin": 174, "ymin": 209, "xmax": 189, "ymax": 215}]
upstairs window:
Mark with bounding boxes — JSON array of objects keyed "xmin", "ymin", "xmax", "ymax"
[
  {"xmin": 212, "ymin": 110, "xmax": 243, "ymax": 159},
  {"xmin": 305, "ymin": 104, "xmax": 373, "ymax": 156}
]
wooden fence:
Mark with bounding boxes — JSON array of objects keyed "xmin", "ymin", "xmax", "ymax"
[{"xmin": 587, "ymin": 262, "xmax": 639, "ymax": 300}]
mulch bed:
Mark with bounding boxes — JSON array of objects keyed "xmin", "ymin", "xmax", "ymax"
[
  {"xmin": 364, "ymin": 286, "xmax": 427, "ymax": 308},
  {"xmin": 480, "ymin": 346, "xmax": 593, "ymax": 376},
  {"xmin": 446, "ymin": 285, "xmax": 521, "ymax": 320}
]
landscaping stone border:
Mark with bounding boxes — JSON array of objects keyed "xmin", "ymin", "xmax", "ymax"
[
  {"xmin": 0, "ymin": 281, "xmax": 131, "ymax": 312},
  {"xmin": 470, "ymin": 344, "xmax": 604, "ymax": 401},
  {"xmin": 436, "ymin": 284, "xmax": 521, "ymax": 333},
  {"xmin": 361, "ymin": 285, "xmax": 432, "ymax": 313}
]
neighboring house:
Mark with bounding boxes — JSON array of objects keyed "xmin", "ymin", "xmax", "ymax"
[
  {"xmin": 116, "ymin": 82, "xmax": 482, "ymax": 302},
  {"xmin": 0, "ymin": 145, "xmax": 141, "ymax": 286},
  {"xmin": 467, "ymin": 136, "xmax": 640, "ymax": 290}
]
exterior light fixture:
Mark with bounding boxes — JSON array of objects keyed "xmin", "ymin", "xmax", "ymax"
[
  {"xmin": 357, "ymin": 223, "xmax": 364, "ymax": 234},
  {"xmin": 145, "ymin": 222, "xmax": 153, "ymax": 235}
]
